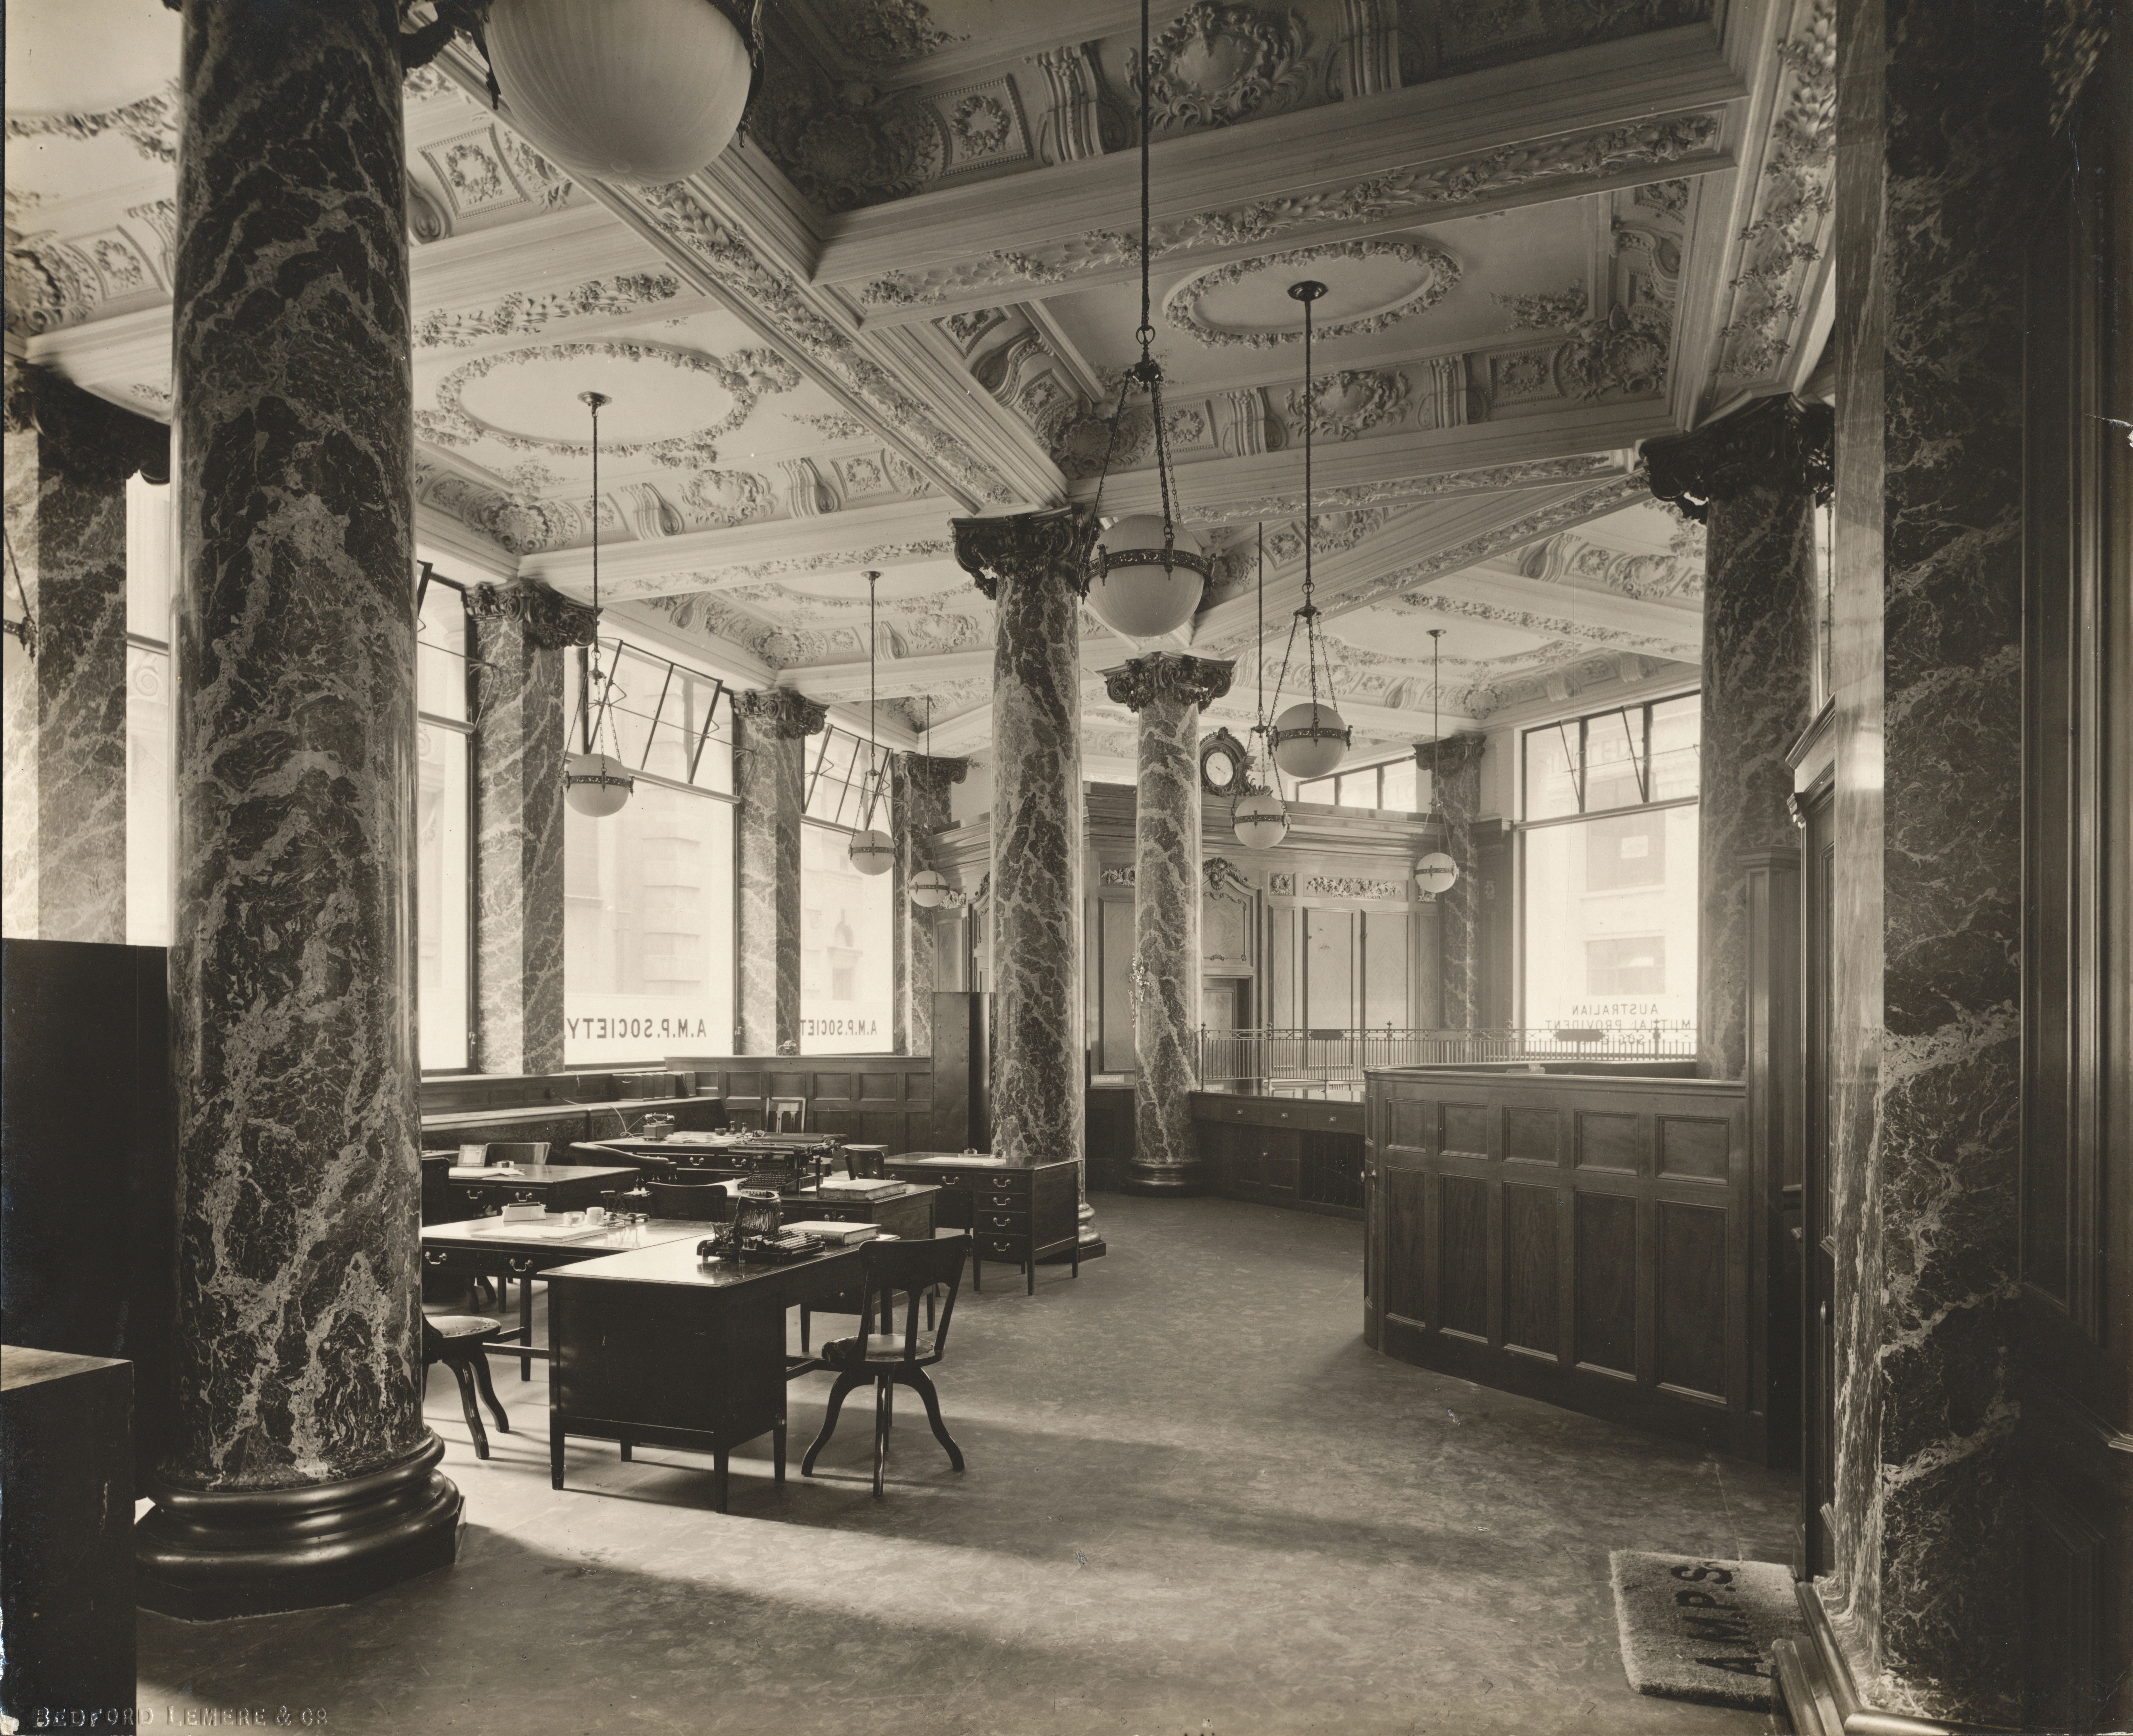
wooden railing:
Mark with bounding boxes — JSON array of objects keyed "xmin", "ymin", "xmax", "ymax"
[{"xmin": 1197, "ymin": 1025, "xmax": 1696, "ymax": 1094}]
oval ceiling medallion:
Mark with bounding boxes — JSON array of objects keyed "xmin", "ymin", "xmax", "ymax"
[
  {"xmin": 1164, "ymin": 239, "xmax": 1461, "ymax": 349},
  {"xmin": 422, "ymin": 340, "xmax": 799, "ymax": 460}
]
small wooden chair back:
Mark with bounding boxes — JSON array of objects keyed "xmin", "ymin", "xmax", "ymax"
[
  {"xmin": 856, "ymin": 1234, "xmax": 968, "ymax": 1361},
  {"xmin": 484, "ymin": 1141, "xmax": 550, "ymax": 1167}
]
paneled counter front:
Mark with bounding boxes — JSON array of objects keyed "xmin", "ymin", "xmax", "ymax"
[{"xmin": 1366, "ymin": 1062, "xmax": 1781, "ymax": 1462}]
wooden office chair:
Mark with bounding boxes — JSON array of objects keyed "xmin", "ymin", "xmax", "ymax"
[
  {"xmin": 423, "ymin": 1313, "xmax": 510, "ymax": 1459},
  {"xmin": 841, "ymin": 1144, "xmax": 888, "ymax": 1179},
  {"xmin": 802, "ymin": 1233, "xmax": 968, "ymax": 1498},
  {"xmin": 645, "ymin": 1179, "xmax": 735, "ymax": 1221},
  {"xmin": 484, "ymin": 1141, "xmax": 549, "ymax": 1166}
]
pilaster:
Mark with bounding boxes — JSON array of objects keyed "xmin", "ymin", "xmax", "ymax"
[
  {"xmin": 1415, "ymin": 733, "xmax": 1487, "ymax": 1029},
  {"xmin": 1644, "ymin": 392, "xmax": 1828, "ymax": 1080},
  {"xmin": 732, "ymin": 686, "xmax": 825, "ymax": 1056},
  {"xmin": 890, "ymin": 751, "xmax": 966, "ymax": 1057},
  {"xmin": 1, "ymin": 360, "xmax": 168, "ymax": 943},
  {"xmin": 468, "ymin": 580, "xmax": 595, "ymax": 1075}
]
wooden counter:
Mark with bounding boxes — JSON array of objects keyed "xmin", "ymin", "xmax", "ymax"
[{"xmin": 1365, "ymin": 1063, "xmax": 1780, "ymax": 1462}]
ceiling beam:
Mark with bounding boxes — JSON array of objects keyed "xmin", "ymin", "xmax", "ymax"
[
  {"xmin": 1415, "ymin": 566, "xmax": 1702, "ymax": 659},
  {"xmin": 821, "ymin": 26, "xmax": 1746, "ymax": 320}
]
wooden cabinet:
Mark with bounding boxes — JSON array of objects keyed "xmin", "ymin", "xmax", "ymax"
[
  {"xmin": 883, "ymin": 1156, "xmax": 1079, "ymax": 1294},
  {"xmin": 1193, "ymin": 1094, "xmax": 1364, "ymax": 1219}
]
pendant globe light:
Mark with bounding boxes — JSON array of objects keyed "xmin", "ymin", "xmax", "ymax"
[
  {"xmin": 482, "ymin": 0, "xmax": 763, "ymax": 186},
  {"xmin": 1268, "ymin": 280, "xmax": 1353, "ymax": 780},
  {"xmin": 1414, "ymin": 629, "xmax": 1460, "ymax": 897},
  {"xmin": 1232, "ymin": 524, "xmax": 1291, "ymax": 850},
  {"xmin": 564, "ymin": 390, "xmax": 634, "ymax": 819},
  {"xmin": 1082, "ymin": 0, "xmax": 1208, "ymax": 642},
  {"xmin": 909, "ymin": 697, "xmax": 955, "ymax": 907},
  {"xmin": 848, "ymin": 571, "xmax": 894, "ymax": 876}
]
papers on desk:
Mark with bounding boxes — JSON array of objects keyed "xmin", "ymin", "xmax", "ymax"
[
  {"xmin": 784, "ymin": 1221, "xmax": 881, "ymax": 1246},
  {"xmin": 816, "ymin": 1179, "xmax": 910, "ymax": 1199},
  {"xmin": 466, "ymin": 1220, "xmax": 615, "ymax": 1243}
]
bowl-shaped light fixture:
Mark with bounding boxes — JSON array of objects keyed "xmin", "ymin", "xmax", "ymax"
[
  {"xmin": 565, "ymin": 751, "xmax": 634, "ymax": 818},
  {"xmin": 1232, "ymin": 787, "xmax": 1291, "ymax": 850},
  {"xmin": 1088, "ymin": 514, "xmax": 1208, "ymax": 639},
  {"xmin": 911, "ymin": 867, "xmax": 954, "ymax": 908},
  {"xmin": 848, "ymin": 828, "xmax": 894, "ymax": 876},
  {"xmin": 485, "ymin": 0, "xmax": 756, "ymax": 185},
  {"xmin": 1271, "ymin": 700, "xmax": 1350, "ymax": 780},
  {"xmin": 1414, "ymin": 851, "xmax": 1459, "ymax": 898}
]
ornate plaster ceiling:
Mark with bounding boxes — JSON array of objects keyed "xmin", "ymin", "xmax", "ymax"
[{"xmin": 5, "ymin": 0, "xmax": 1834, "ymax": 769}]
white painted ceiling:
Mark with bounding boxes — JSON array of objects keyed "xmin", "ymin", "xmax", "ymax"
[{"xmin": 6, "ymin": 0, "xmax": 1832, "ymax": 776}]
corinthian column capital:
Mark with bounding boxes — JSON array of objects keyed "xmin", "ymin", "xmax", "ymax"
[
  {"xmin": 951, "ymin": 506, "xmax": 1094, "ymax": 600},
  {"xmin": 1640, "ymin": 393, "xmax": 1834, "ymax": 523},
  {"xmin": 1104, "ymin": 652, "xmax": 1236, "ymax": 713}
]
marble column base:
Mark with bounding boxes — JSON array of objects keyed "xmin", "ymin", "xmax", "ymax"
[{"xmin": 135, "ymin": 1435, "xmax": 462, "ymax": 1621}]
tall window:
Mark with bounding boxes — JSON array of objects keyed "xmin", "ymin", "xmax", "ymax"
[
  {"xmin": 124, "ymin": 476, "xmax": 173, "ymax": 947},
  {"xmin": 1293, "ymin": 752, "xmax": 1420, "ymax": 813},
  {"xmin": 415, "ymin": 575, "xmax": 472, "ymax": 1070},
  {"xmin": 800, "ymin": 725, "xmax": 893, "ymax": 1054},
  {"xmin": 562, "ymin": 639, "xmax": 734, "ymax": 1065},
  {"xmin": 1520, "ymin": 693, "xmax": 1699, "ymax": 1036}
]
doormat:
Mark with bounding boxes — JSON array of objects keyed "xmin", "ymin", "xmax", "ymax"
[{"xmin": 1609, "ymin": 1551, "xmax": 1802, "ymax": 1711}]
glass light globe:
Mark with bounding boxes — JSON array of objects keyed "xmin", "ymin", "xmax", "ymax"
[
  {"xmin": 1414, "ymin": 851, "xmax": 1459, "ymax": 897},
  {"xmin": 848, "ymin": 829, "xmax": 894, "ymax": 876},
  {"xmin": 1232, "ymin": 788, "xmax": 1290, "ymax": 850},
  {"xmin": 911, "ymin": 868, "xmax": 953, "ymax": 908},
  {"xmin": 1271, "ymin": 701, "xmax": 1349, "ymax": 779},
  {"xmin": 1088, "ymin": 514, "xmax": 1207, "ymax": 639},
  {"xmin": 565, "ymin": 751, "xmax": 633, "ymax": 818},
  {"xmin": 486, "ymin": 0, "xmax": 754, "ymax": 185}
]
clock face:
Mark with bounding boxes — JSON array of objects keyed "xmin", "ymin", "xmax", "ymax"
[{"xmin": 1199, "ymin": 730, "xmax": 1247, "ymax": 794}]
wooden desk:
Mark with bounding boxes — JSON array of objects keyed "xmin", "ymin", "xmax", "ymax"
[
  {"xmin": 422, "ymin": 1217, "xmax": 716, "ymax": 1378},
  {"xmin": 438, "ymin": 1163, "xmax": 639, "ymax": 1217},
  {"xmin": 883, "ymin": 1154, "xmax": 1078, "ymax": 1294},
  {"xmin": 545, "ymin": 1239, "xmax": 869, "ymax": 1509}
]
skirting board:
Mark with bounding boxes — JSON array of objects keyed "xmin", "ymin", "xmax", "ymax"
[{"xmin": 1772, "ymin": 1579, "xmax": 2016, "ymax": 1736}]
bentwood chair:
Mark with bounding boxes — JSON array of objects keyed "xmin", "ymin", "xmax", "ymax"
[
  {"xmin": 423, "ymin": 1312, "xmax": 510, "ymax": 1459},
  {"xmin": 802, "ymin": 1233, "xmax": 968, "ymax": 1498}
]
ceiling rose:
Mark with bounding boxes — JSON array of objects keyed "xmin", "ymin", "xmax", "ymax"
[
  {"xmin": 423, "ymin": 340, "xmax": 798, "ymax": 458},
  {"xmin": 1165, "ymin": 239, "xmax": 1461, "ymax": 349}
]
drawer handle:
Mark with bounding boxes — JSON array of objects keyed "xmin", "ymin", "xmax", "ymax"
[
  {"xmin": 422, "ymin": 1249, "xmax": 447, "ymax": 1266},
  {"xmin": 507, "ymin": 1257, "xmax": 539, "ymax": 1275}
]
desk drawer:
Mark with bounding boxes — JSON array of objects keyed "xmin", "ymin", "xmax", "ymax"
[
  {"xmin": 974, "ymin": 1233, "xmax": 1027, "ymax": 1263},
  {"xmin": 976, "ymin": 1190, "xmax": 1025, "ymax": 1211},
  {"xmin": 975, "ymin": 1211, "xmax": 1026, "ymax": 1234},
  {"xmin": 797, "ymin": 1203, "xmax": 872, "ymax": 1223}
]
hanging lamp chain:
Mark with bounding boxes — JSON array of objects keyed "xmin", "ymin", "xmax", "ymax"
[{"xmin": 581, "ymin": 389, "xmax": 624, "ymax": 765}]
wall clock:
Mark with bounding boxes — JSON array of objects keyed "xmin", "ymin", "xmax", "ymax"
[{"xmin": 1199, "ymin": 727, "xmax": 1249, "ymax": 795}]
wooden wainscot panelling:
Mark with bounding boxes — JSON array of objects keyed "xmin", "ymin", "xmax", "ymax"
[{"xmin": 1366, "ymin": 1064, "xmax": 1764, "ymax": 1460}]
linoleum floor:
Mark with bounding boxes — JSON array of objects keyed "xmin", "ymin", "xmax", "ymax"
[{"xmin": 137, "ymin": 1193, "xmax": 1794, "ymax": 1735}]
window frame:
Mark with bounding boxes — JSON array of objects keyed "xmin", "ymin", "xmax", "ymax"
[{"xmin": 416, "ymin": 568, "xmax": 479, "ymax": 1075}]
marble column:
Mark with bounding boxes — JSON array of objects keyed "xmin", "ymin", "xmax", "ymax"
[
  {"xmin": 1105, "ymin": 652, "xmax": 1233, "ymax": 1193},
  {"xmin": 1643, "ymin": 393, "xmax": 1827, "ymax": 1080},
  {"xmin": 468, "ymin": 581, "xmax": 595, "ymax": 1076},
  {"xmin": 1794, "ymin": 0, "xmax": 2043, "ymax": 1721},
  {"xmin": 732, "ymin": 687, "xmax": 824, "ymax": 1056},
  {"xmin": 1, "ymin": 361, "xmax": 166, "ymax": 942},
  {"xmin": 1415, "ymin": 733, "xmax": 1487, "ymax": 1029},
  {"xmin": 135, "ymin": 0, "xmax": 460, "ymax": 1618},
  {"xmin": 889, "ymin": 751, "xmax": 966, "ymax": 1057},
  {"xmin": 952, "ymin": 509, "xmax": 1087, "ymax": 1190}
]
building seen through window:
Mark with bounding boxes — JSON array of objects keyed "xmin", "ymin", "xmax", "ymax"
[
  {"xmin": 1520, "ymin": 693, "xmax": 1699, "ymax": 1037},
  {"xmin": 799, "ymin": 725, "xmax": 893, "ymax": 1055}
]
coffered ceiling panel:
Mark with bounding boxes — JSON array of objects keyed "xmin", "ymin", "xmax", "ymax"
[{"xmin": 6, "ymin": 0, "xmax": 1832, "ymax": 768}]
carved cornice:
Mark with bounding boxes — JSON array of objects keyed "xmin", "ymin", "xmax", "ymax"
[
  {"xmin": 1104, "ymin": 652, "xmax": 1237, "ymax": 714},
  {"xmin": 734, "ymin": 687, "xmax": 829, "ymax": 738},
  {"xmin": 467, "ymin": 580, "xmax": 599, "ymax": 651},
  {"xmin": 1640, "ymin": 393, "xmax": 1834, "ymax": 521},
  {"xmin": 950, "ymin": 507, "xmax": 1094, "ymax": 600},
  {"xmin": 1415, "ymin": 732, "xmax": 1488, "ymax": 786},
  {"xmin": 1204, "ymin": 855, "xmax": 1254, "ymax": 897},
  {"xmin": 2, "ymin": 357, "xmax": 169, "ymax": 484},
  {"xmin": 895, "ymin": 750, "xmax": 969, "ymax": 796}
]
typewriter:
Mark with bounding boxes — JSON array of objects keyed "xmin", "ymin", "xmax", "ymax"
[{"xmin": 697, "ymin": 1191, "xmax": 824, "ymax": 1265}]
